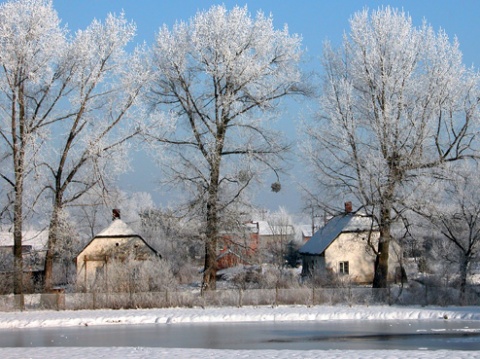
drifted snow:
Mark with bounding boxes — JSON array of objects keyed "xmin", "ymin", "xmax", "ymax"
[
  {"xmin": 0, "ymin": 305, "xmax": 478, "ymax": 328},
  {"xmin": 1, "ymin": 305, "xmax": 480, "ymax": 358}
]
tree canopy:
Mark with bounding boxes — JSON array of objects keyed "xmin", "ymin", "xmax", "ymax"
[
  {"xmin": 302, "ymin": 7, "xmax": 480, "ymax": 289},
  {"xmin": 146, "ymin": 5, "xmax": 306, "ymax": 289}
]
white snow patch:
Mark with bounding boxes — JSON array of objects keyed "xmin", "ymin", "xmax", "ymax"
[{"xmin": 1, "ymin": 305, "xmax": 480, "ymax": 358}]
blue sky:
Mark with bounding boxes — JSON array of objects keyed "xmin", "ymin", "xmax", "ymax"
[
  {"xmin": 51, "ymin": 0, "xmax": 480, "ymax": 217},
  {"xmin": 54, "ymin": 1, "xmax": 480, "ymax": 65}
]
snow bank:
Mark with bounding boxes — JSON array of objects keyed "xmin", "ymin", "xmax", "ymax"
[
  {"xmin": 1, "ymin": 306, "xmax": 480, "ymax": 358},
  {"xmin": 0, "ymin": 305, "xmax": 479, "ymax": 329}
]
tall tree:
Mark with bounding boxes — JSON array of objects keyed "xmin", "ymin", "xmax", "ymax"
[
  {"xmin": 42, "ymin": 12, "xmax": 146, "ymax": 291},
  {"xmin": 302, "ymin": 7, "xmax": 480, "ymax": 291},
  {"xmin": 146, "ymin": 5, "xmax": 305, "ymax": 290},
  {"xmin": 0, "ymin": 0, "xmax": 66, "ymax": 298},
  {"xmin": 0, "ymin": 0, "xmax": 145, "ymax": 293}
]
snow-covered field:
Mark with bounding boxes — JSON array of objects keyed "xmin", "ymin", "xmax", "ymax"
[{"xmin": 1, "ymin": 305, "xmax": 480, "ymax": 358}]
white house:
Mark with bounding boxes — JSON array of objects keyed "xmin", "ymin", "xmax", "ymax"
[
  {"xmin": 75, "ymin": 211, "xmax": 160, "ymax": 292},
  {"xmin": 299, "ymin": 204, "xmax": 402, "ymax": 284}
]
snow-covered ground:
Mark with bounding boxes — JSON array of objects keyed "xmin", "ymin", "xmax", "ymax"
[{"xmin": 1, "ymin": 305, "xmax": 480, "ymax": 358}]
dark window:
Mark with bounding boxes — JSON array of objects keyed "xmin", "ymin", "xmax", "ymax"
[{"xmin": 339, "ymin": 261, "xmax": 349, "ymax": 275}]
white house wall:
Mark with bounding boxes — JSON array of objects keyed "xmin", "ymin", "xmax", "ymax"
[
  {"xmin": 313, "ymin": 232, "xmax": 402, "ymax": 284},
  {"xmin": 76, "ymin": 236, "xmax": 146, "ymax": 292},
  {"xmin": 324, "ymin": 232, "xmax": 377, "ymax": 283}
]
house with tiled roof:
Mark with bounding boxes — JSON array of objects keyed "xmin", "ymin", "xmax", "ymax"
[{"xmin": 299, "ymin": 202, "xmax": 402, "ymax": 284}]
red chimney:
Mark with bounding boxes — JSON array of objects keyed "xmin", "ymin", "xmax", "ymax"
[
  {"xmin": 112, "ymin": 209, "xmax": 121, "ymax": 220},
  {"xmin": 344, "ymin": 201, "xmax": 352, "ymax": 213}
]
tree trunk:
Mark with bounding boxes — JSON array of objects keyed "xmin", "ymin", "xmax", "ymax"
[
  {"xmin": 202, "ymin": 192, "xmax": 219, "ymax": 291},
  {"xmin": 13, "ymin": 192, "xmax": 23, "ymax": 297},
  {"xmin": 459, "ymin": 256, "xmax": 469, "ymax": 304},
  {"xmin": 372, "ymin": 202, "xmax": 391, "ymax": 294},
  {"xmin": 201, "ymin": 120, "xmax": 227, "ymax": 291},
  {"xmin": 202, "ymin": 161, "xmax": 221, "ymax": 291},
  {"xmin": 13, "ymin": 153, "xmax": 24, "ymax": 297},
  {"xmin": 202, "ymin": 226, "xmax": 218, "ymax": 291},
  {"xmin": 44, "ymin": 206, "xmax": 61, "ymax": 291},
  {"xmin": 372, "ymin": 233, "xmax": 390, "ymax": 287},
  {"xmin": 12, "ymin": 87, "xmax": 25, "ymax": 307}
]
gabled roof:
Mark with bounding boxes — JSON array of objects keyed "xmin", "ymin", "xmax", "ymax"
[
  {"xmin": 76, "ymin": 219, "xmax": 160, "ymax": 258},
  {"xmin": 95, "ymin": 219, "xmax": 138, "ymax": 238},
  {"xmin": 299, "ymin": 213, "xmax": 376, "ymax": 255}
]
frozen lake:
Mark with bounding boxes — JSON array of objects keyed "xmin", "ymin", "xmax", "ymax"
[{"xmin": 1, "ymin": 320, "xmax": 480, "ymax": 351}]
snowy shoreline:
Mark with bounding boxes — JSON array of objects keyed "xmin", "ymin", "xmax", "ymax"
[
  {"xmin": 0, "ymin": 304, "xmax": 479, "ymax": 329},
  {"xmin": 1, "ymin": 305, "xmax": 480, "ymax": 358}
]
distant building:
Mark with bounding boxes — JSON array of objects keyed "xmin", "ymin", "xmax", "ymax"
[
  {"xmin": 300, "ymin": 225, "xmax": 314, "ymax": 243},
  {"xmin": 0, "ymin": 228, "xmax": 48, "ymax": 293},
  {"xmin": 217, "ymin": 220, "xmax": 296, "ymax": 269}
]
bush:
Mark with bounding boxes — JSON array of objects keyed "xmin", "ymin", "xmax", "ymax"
[{"xmin": 91, "ymin": 256, "xmax": 178, "ymax": 294}]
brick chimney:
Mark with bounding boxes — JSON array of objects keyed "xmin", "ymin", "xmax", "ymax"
[
  {"xmin": 344, "ymin": 201, "xmax": 353, "ymax": 213},
  {"xmin": 112, "ymin": 209, "xmax": 121, "ymax": 220}
]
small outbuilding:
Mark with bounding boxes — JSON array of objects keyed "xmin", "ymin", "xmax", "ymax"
[{"xmin": 75, "ymin": 210, "xmax": 160, "ymax": 292}]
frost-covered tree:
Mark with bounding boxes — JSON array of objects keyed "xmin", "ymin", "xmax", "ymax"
[
  {"xmin": 413, "ymin": 162, "xmax": 480, "ymax": 301},
  {"xmin": 42, "ymin": 12, "xmax": 147, "ymax": 291},
  {"xmin": 146, "ymin": 5, "xmax": 305, "ymax": 290},
  {"xmin": 0, "ymin": 0, "xmax": 67, "ymax": 297},
  {"xmin": 302, "ymin": 7, "xmax": 480, "ymax": 291},
  {"xmin": 0, "ymin": 0, "xmax": 146, "ymax": 294},
  {"xmin": 138, "ymin": 207, "xmax": 204, "ymax": 283}
]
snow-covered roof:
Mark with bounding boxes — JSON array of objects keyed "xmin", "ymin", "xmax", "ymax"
[
  {"xmin": 94, "ymin": 219, "xmax": 138, "ymax": 237},
  {"xmin": 252, "ymin": 221, "xmax": 295, "ymax": 236},
  {"xmin": 0, "ymin": 228, "xmax": 48, "ymax": 250},
  {"xmin": 77, "ymin": 218, "xmax": 160, "ymax": 259},
  {"xmin": 300, "ymin": 225, "xmax": 313, "ymax": 238},
  {"xmin": 299, "ymin": 213, "xmax": 376, "ymax": 255}
]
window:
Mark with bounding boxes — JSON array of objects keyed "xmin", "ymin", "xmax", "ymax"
[{"xmin": 339, "ymin": 261, "xmax": 349, "ymax": 275}]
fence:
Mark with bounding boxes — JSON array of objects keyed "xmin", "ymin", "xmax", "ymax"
[{"xmin": 0, "ymin": 285, "xmax": 478, "ymax": 312}]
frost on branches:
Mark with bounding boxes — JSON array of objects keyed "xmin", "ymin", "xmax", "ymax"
[
  {"xmin": 0, "ymin": 0, "xmax": 146, "ymax": 299},
  {"xmin": 303, "ymin": 7, "xmax": 480, "ymax": 291},
  {"xmin": 145, "ymin": 5, "xmax": 306, "ymax": 290},
  {"xmin": 0, "ymin": 0, "xmax": 67, "ymax": 299}
]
